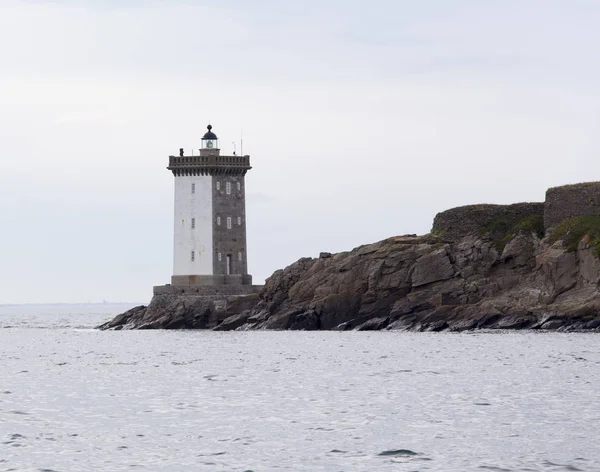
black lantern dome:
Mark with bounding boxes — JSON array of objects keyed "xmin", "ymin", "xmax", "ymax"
[{"xmin": 202, "ymin": 124, "xmax": 217, "ymax": 140}]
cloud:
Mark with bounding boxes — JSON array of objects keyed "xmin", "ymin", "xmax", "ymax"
[{"xmin": 1, "ymin": 0, "xmax": 600, "ymax": 302}]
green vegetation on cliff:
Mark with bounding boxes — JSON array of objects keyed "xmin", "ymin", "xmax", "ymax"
[
  {"xmin": 548, "ymin": 216, "xmax": 600, "ymax": 256},
  {"xmin": 482, "ymin": 214, "xmax": 545, "ymax": 251}
]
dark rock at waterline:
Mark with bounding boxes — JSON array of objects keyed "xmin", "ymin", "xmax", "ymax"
[{"xmin": 97, "ymin": 293, "xmax": 260, "ymax": 330}]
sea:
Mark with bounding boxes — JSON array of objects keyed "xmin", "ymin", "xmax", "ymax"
[{"xmin": 1, "ymin": 304, "xmax": 599, "ymax": 472}]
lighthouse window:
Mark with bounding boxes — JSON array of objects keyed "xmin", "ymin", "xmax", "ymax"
[
  {"xmin": 191, "ymin": 218, "xmax": 195, "ymax": 229},
  {"xmin": 227, "ymin": 217, "xmax": 232, "ymax": 229},
  {"xmin": 237, "ymin": 216, "xmax": 242, "ymax": 225},
  {"xmin": 217, "ymin": 216, "xmax": 221, "ymax": 226},
  {"xmin": 216, "ymin": 181, "xmax": 221, "ymax": 190},
  {"xmin": 191, "ymin": 251, "xmax": 195, "ymax": 262},
  {"xmin": 218, "ymin": 252, "xmax": 222, "ymax": 261},
  {"xmin": 238, "ymin": 252, "xmax": 242, "ymax": 261},
  {"xmin": 226, "ymin": 182, "xmax": 231, "ymax": 195},
  {"xmin": 191, "ymin": 183, "xmax": 195, "ymax": 194},
  {"xmin": 237, "ymin": 182, "xmax": 241, "ymax": 191}
]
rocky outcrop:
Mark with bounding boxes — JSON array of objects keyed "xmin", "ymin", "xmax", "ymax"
[
  {"xmin": 212, "ymin": 230, "xmax": 600, "ymax": 332},
  {"xmin": 97, "ymin": 292, "xmax": 260, "ymax": 330},
  {"xmin": 99, "ymin": 194, "xmax": 600, "ymax": 332}
]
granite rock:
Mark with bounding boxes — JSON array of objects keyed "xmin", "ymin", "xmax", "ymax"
[
  {"xmin": 98, "ymin": 293, "xmax": 260, "ymax": 330},
  {"xmin": 212, "ymin": 232, "xmax": 600, "ymax": 332}
]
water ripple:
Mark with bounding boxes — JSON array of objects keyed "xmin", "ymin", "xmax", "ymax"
[{"xmin": 1, "ymin": 307, "xmax": 600, "ymax": 471}]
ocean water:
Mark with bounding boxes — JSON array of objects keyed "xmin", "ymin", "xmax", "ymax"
[{"xmin": 1, "ymin": 305, "xmax": 599, "ymax": 472}]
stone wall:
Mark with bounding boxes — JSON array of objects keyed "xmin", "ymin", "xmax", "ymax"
[
  {"xmin": 170, "ymin": 274, "xmax": 253, "ymax": 286},
  {"xmin": 544, "ymin": 182, "xmax": 600, "ymax": 230},
  {"xmin": 154, "ymin": 284, "xmax": 262, "ymax": 297},
  {"xmin": 212, "ymin": 174, "xmax": 249, "ymax": 277},
  {"xmin": 432, "ymin": 203, "xmax": 544, "ymax": 242}
]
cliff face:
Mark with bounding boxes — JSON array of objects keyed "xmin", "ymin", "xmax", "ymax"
[{"xmin": 213, "ymin": 231, "xmax": 600, "ymax": 332}]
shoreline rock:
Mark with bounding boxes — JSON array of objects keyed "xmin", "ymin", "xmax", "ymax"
[
  {"xmin": 97, "ymin": 292, "xmax": 261, "ymax": 330},
  {"xmin": 208, "ymin": 233, "xmax": 600, "ymax": 332},
  {"xmin": 98, "ymin": 231, "xmax": 600, "ymax": 332},
  {"xmin": 98, "ymin": 182, "xmax": 600, "ymax": 332}
]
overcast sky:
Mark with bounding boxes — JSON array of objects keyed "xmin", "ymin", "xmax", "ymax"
[{"xmin": 1, "ymin": 0, "xmax": 599, "ymax": 304}]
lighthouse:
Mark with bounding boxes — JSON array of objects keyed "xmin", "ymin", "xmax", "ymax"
[{"xmin": 167, "ymin": 125, "xmax": 253, "ymax": 286}]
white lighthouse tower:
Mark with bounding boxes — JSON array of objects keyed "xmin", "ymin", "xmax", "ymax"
[{"xmin": 167, "ymin": 125, "xmax": 253, "ymax": 286}]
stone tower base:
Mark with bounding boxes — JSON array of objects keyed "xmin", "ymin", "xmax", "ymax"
[
  {"xmin": 170, "ymin": 274, "xmax": 253, "ymax": 286},
  {"xmin": 154, "ymin": 283, "xmax": 261, "ymax": 297},
  {"xmin": 98, "ymin": 283, "xmax": 263, "ymax": 330}
]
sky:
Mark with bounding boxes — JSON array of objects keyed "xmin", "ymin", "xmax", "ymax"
[{"xmin": 1, "ymin": 0, "xmax": 599, "ymax": 304}]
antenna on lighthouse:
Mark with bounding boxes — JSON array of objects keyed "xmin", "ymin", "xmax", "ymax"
[
  {"xmin": 240, "ymin": 128, "xmax": 243, "ymax": 156},
  {"xmin": 232, "ymin": 141, "xmax": 237, "ymax": 155}
]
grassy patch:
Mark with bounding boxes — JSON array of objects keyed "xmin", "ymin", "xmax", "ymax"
[
  {"xmin": 548, "ymin": 216, "xmax": 600, "ymax": 256},
  {"xmin": 429, "ymin": 228, "xmax": 446, "ymax": 239},
  {"xmin": 481, "ymin": 214, "xmax": 545, "ymax": 252}
]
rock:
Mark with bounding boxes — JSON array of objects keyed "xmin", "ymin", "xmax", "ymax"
[
  {"xmin": 355, "ymin": 317, "xmax": 389, "ymax": 331},
  {"xmin": 98, "ymin": 293, "xmax": 261, "ymax": 330},
  {"xmin": 578, "ymin": 241, "xmax": 600, "ymax": 285},
  {"xmin": 584, "ymin": 319, "xmax": 600, "ymax": 329},
  {"xmin": 387, "ymin": 315, "xmax": 418, "ymax": 331},
  {"xmin": 540, "ymin": 318, "xmax": 566, "ymax": 330},
  {"xmin": 493, "ymin": 314, "xmax": 536, "ymax": 330},
  {"xmin": 448, "ymin": 316, "xmax": 479, "ymax": 332},
  {"xmin": 421, "ymin": 320, "xmax": 448, "ymax": 332},
  {"xmin": 501, "ymin": 233, "xmax": 535, "ymax": 267},
  {"xmin": 100, "ymin": 197, "xmax": 600, "ymax": 333},
  {"xmin": 261, "ymin": 310, "xmax": 297, "ymax": 330},
  {"xmin": 536, "ymin": 248, "xmax": 578, "ymax": 298},
  {"xmin": 213, "ymin": 312, "xmax": 251, "ymax": 331},
  {"xmin": 290, "ymin": 310, "xmax": 320, "ymax": 330},
  {"xmin": 97, "ymin": 305, "xmax": 147, "ymax": 330},
  {"xmin": 410, "ymin": 248, "xmax": 455, "ymax": 287}
]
